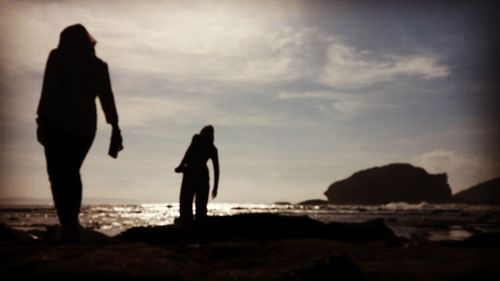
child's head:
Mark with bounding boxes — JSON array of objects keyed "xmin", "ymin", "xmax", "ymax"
[{"xmin": 200, "ymin": 125, "xmax": 214, "ymax": 143}]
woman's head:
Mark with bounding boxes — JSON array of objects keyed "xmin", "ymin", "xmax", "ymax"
[
  {"xmin": 200, "ymin": 125, "xmax": 214, "ymax": 143},
  {"xmin": 58, "ymin": 24, "xmax": 96, "ymax": 55}
]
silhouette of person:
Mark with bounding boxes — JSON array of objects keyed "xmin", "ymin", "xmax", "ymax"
[
  {"xmin": 36, "ymin": 24, "xmax": 123, "ymax": 241},
  {"xmin": 175, "ymin": 125, "xmax": 219, "ymax": 224}
]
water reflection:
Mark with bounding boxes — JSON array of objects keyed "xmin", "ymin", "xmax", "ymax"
[{"xmin": 1, "ymin": 203, "xmax": 499, "ymax": 240}]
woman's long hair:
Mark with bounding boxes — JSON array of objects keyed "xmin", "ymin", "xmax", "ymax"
[{"xmin": 58, "ymin": 24, "xmax": 96, "ymax": 56}]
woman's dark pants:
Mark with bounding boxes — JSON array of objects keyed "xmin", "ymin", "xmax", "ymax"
[{"xmin": 44, "ymin": 126, "xmax": 94, "ymax": 237}]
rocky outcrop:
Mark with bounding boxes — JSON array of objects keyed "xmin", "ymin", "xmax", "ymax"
[
  {"xmin": 441, "ymin": 231, "xmax": 500, "ymax": 249},
  {"xmin": 0, "ymin": 223, "xmax": 39, "ymax": 243},
  {"xmin": 118, "ymin": 213, "xmax": 396, "ymax": 244},
  {"xmin": 297, "ymin": 199, "xmax": 329, "ymax": 206},
  {"xmin": 0, "ymin": 224, "xmax": 114, "ymax": 244},
  {"xmin": 283, "ymin": 253, "xmax": 366, "ymax": 281},
  {"xmin": 324, "ymin": 163, "xmax": 452, "ymax": 205},
  {"xmin": 453, "ymin": 177, "xmax": 500, "ymax": 205}
]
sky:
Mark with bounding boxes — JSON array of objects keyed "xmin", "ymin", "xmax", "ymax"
[{"xmin": 1, "ymin": 0, "xmax": 499, "ymax": 204}]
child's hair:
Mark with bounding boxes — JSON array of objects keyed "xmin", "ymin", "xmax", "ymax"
[{"xmin": 200, "ymin": 125, "xmax": 214, "ymax": 143}]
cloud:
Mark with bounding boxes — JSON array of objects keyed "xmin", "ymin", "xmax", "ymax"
[
  {"xmin": 1, "ymin": 0, "xmax": 323, "ymax": 135},
  {"xmin": 411, "ymin": 150, "xmax": 500, "ymax": 193},
  {"xmin": 321, "ymin": 43, "xmax": 449, "ymax": 89},
  {"xmin": 276, "ymin": 90, "xmax": 396, "ymax": 115},
  {"xmin": 0, "ymin": 0, "xmax": 324, "ymax": 86},
  {"xmin": 116, "ymin": 96, "xmax": 212, "ymax": 128},
  {"xmin": 276, "ymin": 39, "xmax": 449, "ymax": 116},
  {"xmin": 115, "ymin": 95, "xmax": 290, "ymax": 130},
  {"xmin": 277, "ymin": 91, "xmax": 363, "ymax": 115}
]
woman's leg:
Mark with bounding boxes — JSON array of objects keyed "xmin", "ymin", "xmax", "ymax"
[
  {"xmin": 66, "ymin": 133, "xmax": 93, "ymax": 229},
  {"xmin": 44, "ymin": 126, "xmax": 93, "ymax": 237}
]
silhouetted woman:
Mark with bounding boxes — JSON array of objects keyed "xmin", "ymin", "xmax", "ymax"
[
  {"xmin": 36, "ymin": 24, "xmax": 123, "ymax": 241},
  {"xmin": 175, "ymin": 125, "xmax": 219, "ymax": 223}
]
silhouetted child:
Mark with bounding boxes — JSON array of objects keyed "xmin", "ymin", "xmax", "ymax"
[
  {"xmin": 36, "ymin": 24, "xmax": 123, "ymax": 242},
  {"xmin": 175, "ymin": 125, "xmax": 219, "ymax": 224}
]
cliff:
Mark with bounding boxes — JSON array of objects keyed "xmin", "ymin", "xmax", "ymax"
[
  {"xmin": 324, "ymin": 163, "xmax": 452, "ymax": 205},
  {"xmin": 453, "ymin": 177, "xmax": 500, "ymax": 205}
]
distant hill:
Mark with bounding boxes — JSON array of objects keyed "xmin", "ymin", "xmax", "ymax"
[
  {"xmin": 453, "ymin": 177, "xmax": 500, "ymax": 205},
  {"xmin": 324, "ymin": 163, "xmax": 452, "ymax": 205}
]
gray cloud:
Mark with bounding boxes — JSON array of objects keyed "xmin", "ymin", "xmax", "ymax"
[{"xmin": 321, "ymin": 42, "xmax": 449, "ymax": 89}]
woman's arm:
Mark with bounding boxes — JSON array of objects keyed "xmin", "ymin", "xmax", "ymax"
[
  {"xmin": 36, "ymin": 50, "xmax": 60, "ymax": 145},
  {"xmin": 211, "ymin": 147, "xmax": 219, "ymax": 199},
  {"xmin": 175, "ymin": 135, "xmax": 196, "ymax": 173},
  {"xmin": 97, "ymin": 62, "xmax": 119, "ymax": 128},
  {"xmin": 97, "ymin": 62, "xmax": 123, "ymax": 157},
  {"xmin": 174, "ymin": 151, "xmax": 188, "ymax": 172}
]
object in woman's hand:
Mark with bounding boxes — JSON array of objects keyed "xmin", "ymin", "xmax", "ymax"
[
  {"xmin": 36, "ymin": 120, "xmax": 47, "ymax": 145},
  {"xmin": 108, "ymin": 130, "xmax": 123, "ymax": 158}
]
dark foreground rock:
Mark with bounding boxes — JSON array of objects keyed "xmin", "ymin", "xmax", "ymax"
[
  {"xmin": 325, "ymin": 163, "xmax": 452, "ymax": 204},
  {"xmin": 453, "ymin": 269, "xmax": 500, "ymax": 281},
  {"xmin": 328, "ymin": 219, "xmax": 396, "ymax": 243},
  {"xmin": 453, "ymin": 177, "xmax": 500, "ymax": 205},
  {"xmin": 117, "ymin": 214, "xmax": 396, "ymax": 244},
  {"xmin": 0, "ymin": 223, "xmax": 39, "ymax": 243},
  {"xmin": 283, "ymin": 253, "xmax": 365, "ymax": 281},
  {"xmin": 1, "ymin": 218, "xmax": 500, "ymax": 281},
  {"xmin": 442, "ymin": 232, "xmax": 500, "ymax": 248}
]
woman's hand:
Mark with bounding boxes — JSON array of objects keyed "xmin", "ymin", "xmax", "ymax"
[
  {"xmin": 36, "ymin": 118, "xmax": 47, "ymax": 145},
  {"xmin": 37, "ymin": 124, "xmax": 46, "ymax": 145},
  {"xmin": 174, "ymin": 166, "xmax": 184, "ymax": 173},
  {"xmin": 211, "ymin": 189, "xmax": 218, "ymax": 199},
  {"xmin": 109, "ymin": 125, "xmax": 123, "ymax": 158}
]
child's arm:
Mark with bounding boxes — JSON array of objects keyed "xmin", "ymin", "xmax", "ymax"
[
  {"xmin": 211, "ymin": 147, "xmax": 220, "ymax": 198},
  {"xmin": 175, "ymin": 135, "xmax": 196, "ymax": 172}
]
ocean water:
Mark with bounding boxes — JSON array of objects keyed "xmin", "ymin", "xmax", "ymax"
[{"xmin": 1, "ymin": 203, "xmax": 500, "ymax": 241}]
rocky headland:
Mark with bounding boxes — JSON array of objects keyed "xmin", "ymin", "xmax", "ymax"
[
  {"xmin": 453, "ymin": 177, "xmax": 500, "ymax": 205},
  {"xmin": 324, "ymin": 163, "xmax": 452, "ymax": 205}
]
